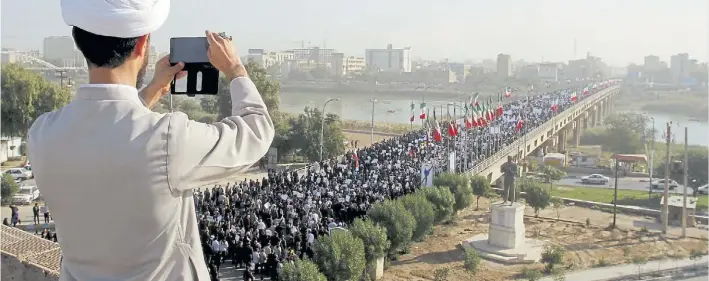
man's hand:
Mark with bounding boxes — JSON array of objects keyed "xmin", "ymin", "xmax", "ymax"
[
  {"xmin": 140, "ymin": 56, "xmax": 185, "ymax": 109},
  {"xmin": 205, "ymin": 30, "xmax": 247, "ymax": 80}
]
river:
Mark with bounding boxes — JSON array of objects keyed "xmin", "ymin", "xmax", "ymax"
[{"xmin": 631, "ymin": 112, "xmax": 708, "ymax": 147}]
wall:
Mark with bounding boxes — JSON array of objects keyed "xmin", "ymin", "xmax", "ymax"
[{"xmin": 1, "ymin": 225, "xmax": 61, "ymax": 281}]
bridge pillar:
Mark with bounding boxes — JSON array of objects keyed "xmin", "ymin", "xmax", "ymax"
[
  {"xmin": 598, "ymin": 101, "xmax": 604, "ymax": 124},
  {"xmin": 557, "ymin": 129, "xmax": 567, "ymax": 152},
  {"xmin": 573, "ymin": 120, "xmax": 581, "ymax": 147},
  {"xmin": 592, "ymin": 106, "xmax": 599, "ymax": 127},
  {"xmin": 583, "ymin": 112, "xmax": 590, "ymax": 129}
]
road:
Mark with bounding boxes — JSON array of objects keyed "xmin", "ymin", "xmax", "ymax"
[
  {"xmin": 538, "ymin": 255, "xmax": 708, "ymax": 281},
  {"xmin": 559, "ymin": 173, "xmax": 692, "ymax": 195}
]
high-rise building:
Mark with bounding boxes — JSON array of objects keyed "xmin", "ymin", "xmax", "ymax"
[
  {"xmin": 496, "ymin": 53, "xmax": 511, "ymax": 78},
  {"xmin": 643, "ymin": 55, "xmax": 660, "ymax": 72},
  {"xmin": 365, "ymin": 44, "xmax": 412, "ymax": 73},
  {"xmin": 43, "ymin": 36, "xmax": 76, "ymax": 66},
  {"xmin": 330, "ymin": 53, "xmax": 345, "ymax": 77},
  {"xmin": 670, "ymin": 53, "xmax": 690, "ymax": 83}
]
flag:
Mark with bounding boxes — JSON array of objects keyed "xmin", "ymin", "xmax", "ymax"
[
  {"xmin": 464, "ymin": 103, "xmax": 473, "ymax": 129},
  {"xmin": 419, "ymin": 102, "xmax": 427, "ymax": 119},
  {"xmin": 472, "ymin": 107, "xmax": 480, "ymax": 127},
  {"xmin": 504, "ymin": 87, "xmax": 511, "ymax": 98},
  {"xmin": 408, "ymin": 147, "xmax": 414, "ymax": 158},
  {"xmin": 471, "ymin": 93, "xmax": 479, "ymax": 107},
  {"xmin": 570, "ymin": 91, "xmax": 578, "ymax": 102},
  {"xmin": 353, "ymin": 153, "xmax": 359, "ymax": 169},
  {"xmin": 516, "ymin": 117, "xmax": 524, "ymax": 132},
  {"xmin": 432, "ymin": 109, "xmax": 442, "ymax": 142},
  {"xmin": 496, "ymin": 93, "xmax": 504, "ymax": 117},
  {"xmin": 409, "ymin": 101, "xmax": 415, "ymax": 122},
  {"xmin": 583, "ymin": 87, "xmax": 589, "ymax": 95},
  {"xmin": 447, "ymin": 121, "xmax": 457, "ymax": 137},
  {"xmin": 487, "ymin": 98, "xmax": 494, "ymax": 121},
  {"xmin": 551, "ymin": 99, "xmax": 559, "ymax": 112}
]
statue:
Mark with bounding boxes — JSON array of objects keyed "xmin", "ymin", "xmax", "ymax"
[{"xmin": 500, "ymin": 156, "xmax": 518, "ymax": 204}]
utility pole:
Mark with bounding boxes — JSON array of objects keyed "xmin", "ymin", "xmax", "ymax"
[
  {"xmin": 682, "ymin": 126, "xmax": 688, "ymax": 237},
  {"xmin": 648, "ymin": 118, "xmax": 655, "ymax": 199},
  {"xmin": 662, "ymin": 122, "xmax": 671, "ymax": 234},
  {"xmin": 612, "ymin": 156, "xmax": 619, "ymax": 228}
]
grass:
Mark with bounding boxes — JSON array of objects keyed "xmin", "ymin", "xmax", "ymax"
[{"xmin": 552, "ymin": 185, "xmax": 708, "ymax": 210}]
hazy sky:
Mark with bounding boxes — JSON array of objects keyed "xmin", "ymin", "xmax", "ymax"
[{"xmin": 2, "ymin": 0, "xmax": 706, "ymax": 66}]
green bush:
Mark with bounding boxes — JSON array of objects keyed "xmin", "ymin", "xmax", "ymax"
[
  {"xmin": 541, "ymin": 244, "xmax": 566, "ymax": 273},
  {"xmin": 279, "ymin": 258, "xmax": 327, "ymax": 281},
  {"xmin": 524, "ymin": 182, "xmax": 552, "ymax": 217},
  {"xmin": 349, "ymin": 217, "xmax": 389, "ymax": 264},
  {"xmin": 522, "ymin": 267, "xmax": 543, "ymax": 281},
  {"xmin": 434, "ymin": 173, "xmax": 472, "ymax": 211},
  {"xmin": 313, "ymin": 230, "xmax": 366, "ymax": 281},
  {"xmin": 1, "ymin": 174, "xmax": 19, "ymax": 204},
  {"xmin": 421, "ymin": 186, "xmax": 456, "ymax": 223},
  {"xmin": 368, "ymin": 199, "xmax": 415, "ymax": 256},
  {"xmin": 470, "ymin": 175, "xmax": 491, "ymax": 209},
  {"xmin": 463, "ymin": 247, "xmax": 481, "ymax": 274},
  {"xmin": 399, "ymin": 193, "xmax": 435, "ymax": 241}
]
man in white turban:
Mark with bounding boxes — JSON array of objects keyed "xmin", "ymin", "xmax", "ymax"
[{"xmin": 28, "ymin": 1, "xmax": 274, "ymax": 280}]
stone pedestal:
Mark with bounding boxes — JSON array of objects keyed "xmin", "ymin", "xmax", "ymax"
[{"xmin": 489, "ymin": 202, "xmax": 526, "ymax": 249}]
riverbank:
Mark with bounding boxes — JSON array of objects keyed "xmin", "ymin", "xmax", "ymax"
[{"xmin": 616, "ymin": 88, "xmax": 708, "ymax": 121}]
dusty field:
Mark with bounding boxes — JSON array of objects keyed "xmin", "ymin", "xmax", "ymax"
[
  {"xmin": 343, "ymin": 131, "xmax": 393, "ymax": 149},
  {"xmin": 382, "ymin": 198, "xmax": 709, "ymax": 281}
]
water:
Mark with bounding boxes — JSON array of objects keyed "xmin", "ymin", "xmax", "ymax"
[
  {"xmin": 280, "ymin": 91, "xmax": 483, "ymax": 125},
  {"xmin": 642, "ymin": 113, "xmax": 708, "ymax": 147}
]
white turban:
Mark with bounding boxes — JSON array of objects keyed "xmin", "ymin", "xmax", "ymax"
[{"xmin": 61, "ymin": 0, "xmax": 170, "ymax": 38}]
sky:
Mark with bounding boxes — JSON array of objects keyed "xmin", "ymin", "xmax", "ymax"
[{"xmin": 1, "ymin": 0, "xmax": 706, "ymax": 66}]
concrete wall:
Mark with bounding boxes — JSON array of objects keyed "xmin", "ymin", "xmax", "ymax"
[
  {"xmin": 1, "ymin": 254, "xmax": 60, "ymax": 281},
  {"xmin": 1, "ymin": 225, "xmax": 61, "ymax": 281}
]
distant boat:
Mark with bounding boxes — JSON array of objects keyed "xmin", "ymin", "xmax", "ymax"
[
  {"xmin": 386, "ymin": 109, "xmax": 396, "ymax": 114},
  {"xmin": 688, "ymin": 118, "xmax": 702, "ymax": 122}
]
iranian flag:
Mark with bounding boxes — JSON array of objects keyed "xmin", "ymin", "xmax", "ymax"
[
  {"xmin": 516, "ymin": 117, "xmax": 525, "ymax": 132},
  {"xmin": 472, "ymin": 108, "xmax": 480, "ymax": 127},
  {"xmin": 583, "ymin": 86, "xmax": 589, "ymax": 95},
  {"xmin": 496, "ymin": 93, "xmax": 504, "ymax": 117},
  {"xmin": 464, "ymin": 103, "xmax": 473, "ymax": 129},
  {"xmin": 419, "ymin": 102, "xmax": 427, "ymax": 119},
  {"xmin": 470, "ymin": 93, "xmax": 479, "ymax": 107},
  {"xmin": 551, "ymin": 99, "xmax": 559, "ymax": 112},
  {"xmin": 486, "ymin": 98, "xmax": 494, "ymax": 121},
  {"xmin": 504, "ymin": 87, "xmax": 511, "ymax": 98},
  {"xmin": 447, "ymin": 120, "xmax": 458, "ymax": 137},
  {"xmin": 476, "ymin": 104, "xmax": 486, "ymax": 126},
  {"xmin": 409, "ymin": 101, "xmax": 416, "ymax": 122},
  {"xmin": 432, "ymin": 109, "xmax": 442, "ymax": 142},
  {"xmin": 570, "ymin": 91, "xmax": 578, "ymax": 102}
]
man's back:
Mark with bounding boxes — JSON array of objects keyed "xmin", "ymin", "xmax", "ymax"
[{"xmin": 30, "ymin": 85, "xmax": 210, "ymax": 280}]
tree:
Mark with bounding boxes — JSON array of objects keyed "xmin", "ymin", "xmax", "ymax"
[
  {"xmin": 217, "ymin": 60, "xmax": 280, "ymax": 119},
  {"xmin": 463, "ymin": 247, "xmax": 481, "ymax": 274},
  {"xmin": 399, "ymin": 193, "xmax": 435, "ymax": 241},
  {"xmin": 420, "ymin": 186, "xmax": 456, "ymax": 223},
  {"xmin": 539, "ymin": 165, "xmax": 566, "ymax": 190},
  {"xmin": 601, "ymin": 113, "xmax": 648, "ymax": 153},
  {"xmin": 2, "ymin": 64, "xmax": 72, "ymax": 139},
  {"xmin": 525, "ymin": 183, "xmax": 552, "ymax": 217},
  {"xmin": 199, "ymin": 96, "xmax": 218, "ymax": 114},
  {"xmin": 1, "ymin": 174, "xmax": 20, "ymax": 204},
  {"xmin": 289, "ymin": 107, "xmax": 346, "ymax": 161},
  {"xmin": 279, "ymin": 258, "xmax": 327, "ymax": 281},
  {"xmin": 367, "ymin": 199, "xmax": 415, "ymax": 256},
  {"xmin": 541, "ymin": 244, "xmax": 565, "ymax": 273},
  {"xmin": 349, "ymin": 218, "xmax": 389, "ymax": 265},
  {"xmin": 434, "ymin": 173, "xmax": 472, "ymax": 212},
  {"xmin": 470, "ymin": 175, "xmax": 491, "ymax": 210},
  {"xmin": 313, "ymin": 230, "xmax": 366, "ymax": 281},
  {"xmin": 551, "ymin": 197, "xmax": 564, "ymax": 220},
  {"xmin": 631, "ymin": 255, "xmax": 647, "ymax": 278}
]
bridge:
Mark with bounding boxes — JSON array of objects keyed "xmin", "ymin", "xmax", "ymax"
[
  {"xmin": 1, "ymin": 50, "xmax": 87, "ymax": 71},
  {"xmin": 0, "ymin": 85, "xmax": 620, "ymax": 281}
]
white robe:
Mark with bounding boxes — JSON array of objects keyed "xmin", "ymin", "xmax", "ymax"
[{"xmin": 28, "ymin": 78, "xmax": 274, "ymax": 281}]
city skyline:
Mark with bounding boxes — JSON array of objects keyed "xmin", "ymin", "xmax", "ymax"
[{"xmin": 2, "ymin": 0, "xmax": 707, "ymax": 66}]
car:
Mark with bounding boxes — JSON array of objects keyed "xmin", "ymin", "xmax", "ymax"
[
  {"xmin": 650, "ymin": 179, "xmax": 678, "ymax": 190},
  {"xmin": 581, "ymin": 174, "xmax": 610, "ymax": 185},
  {"xmin": 23, "ymin": 163, "xmax": 33, "ymax": 178},
  {"xmin": 12, "ymin": 186, "xmax": 40, "ymax": 205},
  {"xmin": 3, "ymin": 168, "xmax": 32, "ymax": 182},
  {"xmin": 696, "ymin": 184, "xmax": 708, "ymax": 195}
]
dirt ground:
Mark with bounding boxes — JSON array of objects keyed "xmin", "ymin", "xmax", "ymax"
[
  {"xmin": 343, "ymin": 131, "xmax": 393, "ymax": 149},
  {"xmin": 382, "ymin": 197, "xmax": 709, "ymax": 281}
]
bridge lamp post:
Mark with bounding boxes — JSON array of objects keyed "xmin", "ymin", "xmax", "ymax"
[
  {"xmin": 369, "ymin": 99, "xmax": 378, "ymax": 145},
  {"xmin": 319, "ymin": 98, "xmax": 340, "ymax": 161}
]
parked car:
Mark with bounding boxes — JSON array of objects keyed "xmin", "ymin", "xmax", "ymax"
[
  {"xmin": 581, "ymin": 174, "xmax": 610, "ymax": 185},
  {"xmin": 696, "ymin": 184, "xmax": 708, "ymax": 195},
  {"xmin": 12, "ymin": 185, "xmax": 40, "ymax": 205},
  {"xmin": 650, "ymin": 179, "xmax": 678, "ymax": 190},
  {"xmin": 4, "ymin": 168, "xmax": 32, "ymax": 181},
  {"xmin": 23, "ymin": 162, "xmax": 33, "ymax": 178}
]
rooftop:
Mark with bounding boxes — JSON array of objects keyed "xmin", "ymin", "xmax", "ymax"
[{"xmin": 1, "ymin": 225, "xmax": 61, "ymax": 276}]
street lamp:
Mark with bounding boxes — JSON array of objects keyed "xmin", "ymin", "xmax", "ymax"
[
  {"xmin": 320, "ymin": 98, "xmax": 340, "ymax": 161},
  {"xmin": 370, "ymin": 99, "xmax": 378, "ymax": 144}
]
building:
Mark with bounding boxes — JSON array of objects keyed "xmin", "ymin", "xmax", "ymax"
[
  {"xmin": 496, "ymin": 53, "xmax": 511, "ymax": 78},
  {"xmin": 670, "ymin": 53, "xmax": 690, "ymax": 83},
  {"xmin": 365, "ymin": 44, "xmax": 412, "ymax": 73},
  {"xmin": 567, "ymin": 59, "xmax": 592, "ymax": 79},
  {"xmin": 0, "ymin": 136, "xmax": 22, "ymax": 163},
  {"xmin": 538, "ymin": 63, "xmax": 561, "ymax": 82},
  {"xmin": 644, "ymin": 55, "xmax": 660, "ymax": 72},
  {"xmin": 517, "ymin": 64, "xmax": 539, "ymax": 80},
  {"xmin": 330, "ymin": 53, "xmax": 344, "ymax": 77},
  {"xmin": 290, "ymin": 47, "xmax": 335, "ymax": 65},
  {"xmin": 43, "ymin": 36, "xmax": 77, "ymax": 67}
]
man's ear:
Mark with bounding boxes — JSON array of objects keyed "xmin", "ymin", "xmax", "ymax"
[{"xmin": 134, "ymin": 34, "xmax": 150, "ymax": 58}]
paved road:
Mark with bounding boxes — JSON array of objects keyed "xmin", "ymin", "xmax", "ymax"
[
  {"xmin": 559, "ymin": 174, "xmax": 692, "ymax": 195},
  {"xmin": 538, "ymin": 255, "xmax": 708, "ymax": 281}
]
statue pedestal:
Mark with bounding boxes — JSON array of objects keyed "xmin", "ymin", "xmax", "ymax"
[{"xmin": 488, "ymin": 202, "xmax": 525, "ymax": 249}]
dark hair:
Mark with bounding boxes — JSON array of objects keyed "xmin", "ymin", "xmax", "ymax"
[{"xmin": 72, "ymin": 26, "xmax": 141, "ymax": 68}]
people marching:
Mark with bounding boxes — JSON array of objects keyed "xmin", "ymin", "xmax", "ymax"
[{"xmin": 194, "ymin": 80, "xmax": 619, "ymax": 279}]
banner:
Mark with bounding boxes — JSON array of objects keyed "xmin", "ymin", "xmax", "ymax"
[
  {"xmin": 421, "ymin": 163, "xmax": 434, "ymax": 187},
  {"xmin": 448, "ymin": 151, "xmax": 456, "ymax": 172}
]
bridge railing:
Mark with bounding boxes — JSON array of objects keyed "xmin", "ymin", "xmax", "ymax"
[{"xmin": 464, "ymin": 86, "xmax": 616, "ymax": 176}]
